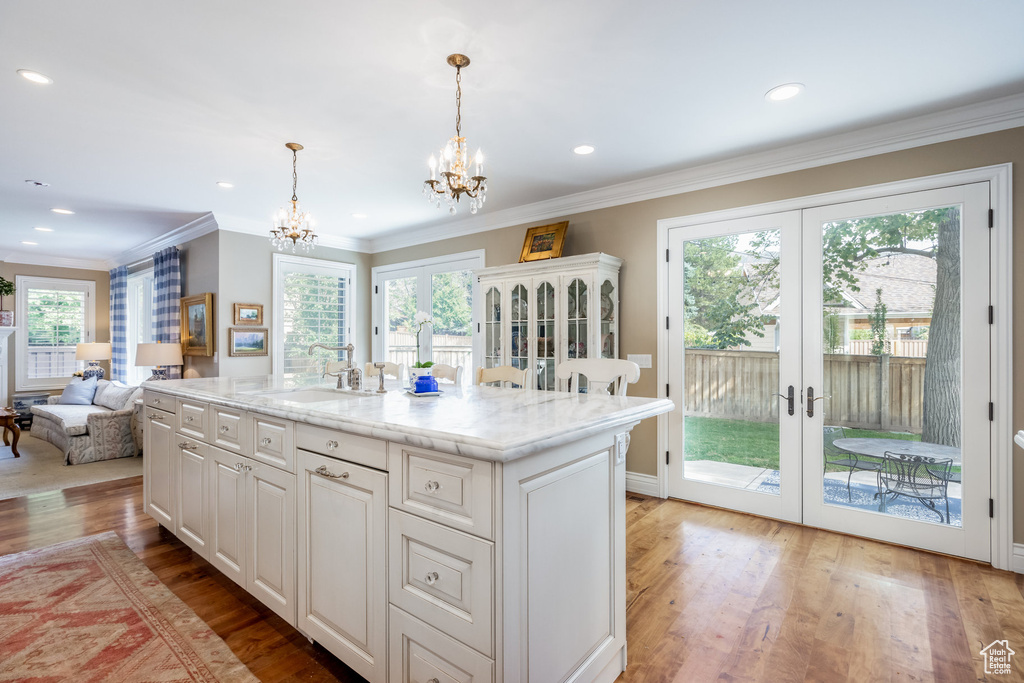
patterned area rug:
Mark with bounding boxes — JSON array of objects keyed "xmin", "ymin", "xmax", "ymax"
[{"xmin": 0, "ymin": 532, "xmax": 258, "ymax": 682}]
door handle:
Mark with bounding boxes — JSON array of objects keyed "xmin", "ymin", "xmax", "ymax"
[
  {"xmin": 773, "ymin": 385, "xmax": 795, "ymax": 416},
  {"xmin": 806, "ymin": 387, "xmax": 829, "ymax": 417}
]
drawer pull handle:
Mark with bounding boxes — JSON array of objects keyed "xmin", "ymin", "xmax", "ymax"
[
  {"xmin": 424, "ymin": 571, "xmax": 439, "ymax": 586},
  {"xmin": 177, "ymin": 442, "xmax": 199, "ymax": 450},
  {"xmin": 428, "ymin": 679, "xmax": 439, "ymax": 683},
  {"xmin": 326, "ymin": 440, "xmax": 339, "ymax": 450},
  {"xmin": 148, "ymin": 413, "xmax": 164, "ymax": 420},
  {"xmin": 220, "ymin": 425, "xmax": 230, "ymax": 433},
  {"xmin": 153, "ymin": 398, "xmax": 161, "ymax": 404},
  {"xmin": 260, "ymin": 437, "xmax": 273, "ymax": 446},
  {"xmin": 424, "ymin": 480, "xmax": 441, "ymax": 493},
  {"xmin": 314, "ymin": 465, "xmax": 349, "ymax": 479}
]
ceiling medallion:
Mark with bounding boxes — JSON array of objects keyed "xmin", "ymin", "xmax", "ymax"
[
  {"xmin": 423, "ymin": 54, "xmax": 487, "ymax": 215},
  {"xmin": 270, "ymin": 142, "xmax": 317, "ymax": 252}
]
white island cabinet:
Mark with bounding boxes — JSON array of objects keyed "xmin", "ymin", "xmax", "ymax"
[{"xmin": 142, "ymin": 376, "xmax": 672, "ymax": 683}]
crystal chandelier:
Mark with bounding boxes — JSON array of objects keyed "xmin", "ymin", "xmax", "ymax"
[
  {"xmin": 423, "ymin": 54, "xmax": 487, "ymax": 215},
  {"xmin": 270, "ymin": 142, "xmax": 317, "ymax": 252}
]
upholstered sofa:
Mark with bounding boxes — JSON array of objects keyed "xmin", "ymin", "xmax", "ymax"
[{"xmin": 31, "ymin": 380, "xmax": 144, "ymax": 465}]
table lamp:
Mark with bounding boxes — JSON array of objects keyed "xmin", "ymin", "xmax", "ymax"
[
  {"xmin": 76, "ymin": 342, "xmax": 112, "ymax": 380},
  {"xmin": 136, "ymin": 342, "xmax": 184, "ymax": 380}
]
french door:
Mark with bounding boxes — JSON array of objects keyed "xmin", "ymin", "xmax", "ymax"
[{"xmin": 666, "ymin": 183, "xmax": 991, "ymax": 560}]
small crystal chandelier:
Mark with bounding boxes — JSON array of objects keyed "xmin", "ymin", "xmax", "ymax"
[
  {"xmin": 270, "ymin": 142, "xmax": 317, "ymax": 252},
  {"xmin": 423, "ymin": 54, "xmax": 487, "ymax": 215}
]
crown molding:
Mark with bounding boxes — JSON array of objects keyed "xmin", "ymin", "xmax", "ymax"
[
  {"xmin": 0, "ymin": 250, "xmax": 109, "ymax": 271},
  {"xmin": 105, "ymin": 212, "xmax": 220, "ymax": 269},
  {"xmin": 216, "ymin": 220, "xmax": 371, "ymax": 254},
  {"xmin": 367, "ymin": 91, "xmax": 1024, "ymax": 254}
]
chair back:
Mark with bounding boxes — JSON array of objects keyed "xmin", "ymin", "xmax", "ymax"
[
  {"xmin": 554, "ymin": 358, "xmax": 640, "ymax": 395},
  {"xmin": 822, "ymin": 425, "xmax": 847, "ymax": 457},
  {"xmin": 475, "ymin": 365, "xmax": 531, "ymax": 389},
  {"xmin": 880, "ymin": 452, "xmax": 952, "ymax": 499},
  {"xmin": 430, "ymin": 363, "xmax": 464, "ymax": 385},
  {"xmin": 364, "ymin": 361, "xmax": 406, "ymax": 384}
]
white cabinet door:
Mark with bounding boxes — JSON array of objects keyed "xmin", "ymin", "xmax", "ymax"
[
  {"xmin": 248, "ymin": 460, "xmax": 296, "ymax": 625},
  {"xmin": 175, "ymin": 439, "xmax": 210, "ymax": 560},
  {"xmin": 143, "ymin": 411, "xmax": 175, "ymax": 529},
  {"xmin": 207, "ymin": 446, "xmax": 248, "ymax": 588},
  {"xmin": 297, "ymin": 449, "xmax": 388, "ymax": 683}
]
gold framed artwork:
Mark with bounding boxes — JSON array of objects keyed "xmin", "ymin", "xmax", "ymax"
[
  {"xmin": 180, "ymin": 293, "xmax": 215, "ymax": 357},
  {"xmin": 518, "ymin": 221, "xmax": 569, "ymax": 262},
  {"xmin": 233, "ymin": 302, "xmax": 263, "ymax": 325},
  {"xmin": 229, "ymin": 327, "xmax": 269, "ymax": 357}
]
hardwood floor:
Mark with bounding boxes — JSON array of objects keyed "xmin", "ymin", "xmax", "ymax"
[{"xmin": 2, "ymin": 479, "xmax": 1022, "ymax": 682}]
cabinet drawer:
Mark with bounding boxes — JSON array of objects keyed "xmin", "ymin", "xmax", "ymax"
[
  {"xmin": 388, "ymin": 606, "xmax": 493, "ymax": 683},
  {"xmin": 252, "ymin": 415, "xmax": 294, "ymax": 472},
  {"xmin": 213, "ymin": 406, "xmax": 250, "ymax": 454},
  {"xmin": 296, "ymin": 423, "xmax": 386, "ymax": 471},
  {"xmin": 144, "ymin": 391, "xmax": 173, "ymax": 412},
  {"xmin": 389, "ymin": 510, "xmax": 494, "ymax": 656},
  {"xmin": 176, "ymin": 399, "xmax": 210, "ymax": 441},
  {"xmin": 389, "ymin": 445, "xmax": 493, "ymax": 539}
]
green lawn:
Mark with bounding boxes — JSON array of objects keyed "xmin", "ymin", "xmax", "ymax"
[{"xmin": 684, "ymin": 416, "xmax": 922, "ymax": 470}]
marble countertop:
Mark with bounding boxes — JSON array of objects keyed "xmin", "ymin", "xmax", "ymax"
[{"xmin": 144, "ymin": 375, "xmax": 674, "ymax": 462}]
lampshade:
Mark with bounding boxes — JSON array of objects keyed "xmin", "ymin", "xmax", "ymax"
[
  {"xmin": 76, "ymin": 342, "xmax": 112, "ymax": 361},
  {"xmin": 135, "ymin": 342, "xmax": 183, "ymax": 367}
]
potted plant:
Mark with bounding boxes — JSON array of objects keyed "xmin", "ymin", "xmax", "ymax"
[
  {"xmin": 410, "ymin": 311, "xmax": 434, "ymax": 380},
  {"xmin": 0, "ymin": 277, "xmax": 15, "ymax": 327}
]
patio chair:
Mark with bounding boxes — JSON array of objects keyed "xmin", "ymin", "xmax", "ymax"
[
  {"xmin": 823, "ymin": 425, "xmax": 882, "ymax": 501},
  {"xmin": 878, "ymin": 452, "xmax": 953, "ymax": 524}
]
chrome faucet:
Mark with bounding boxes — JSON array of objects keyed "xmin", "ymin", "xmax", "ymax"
[{"xmin": 307, "ymin": 343, "xmax": 361, "ymax": 390}]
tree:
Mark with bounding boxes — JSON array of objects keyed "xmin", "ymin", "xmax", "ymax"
[
  {"xmin": 869, "ymin": 288, "xmax": 888, "ymax": 356},
  {"xmin": 429, "ymin": 271, "xmax": 473, "ymax": 335}
]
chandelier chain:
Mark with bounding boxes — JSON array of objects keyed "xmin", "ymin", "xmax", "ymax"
[
  {"xmin": 291, "ymin": 149, "xmax": 299, "ymax": 202},
  {"xmin": 455, "ymin": 66, "xmax": 462, "ymax": 138}
]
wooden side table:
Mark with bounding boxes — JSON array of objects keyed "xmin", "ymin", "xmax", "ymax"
[{"xmin": 0, "ymin": 408, "xmax": 20, "ymax": 457}]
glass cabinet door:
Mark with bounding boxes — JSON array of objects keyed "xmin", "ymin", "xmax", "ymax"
[
  {"xmin": 484, "ymin": 286, "xmax": 501, "ymax": 369},
  {"xmin": 535, "ymin": 281, "xmax": 556, "ymax": 391},
  {"xmin": 600, "ymin": 279, "xmax": 615, "ymax": 359},
  {"xmin": 509, "ymin": 284, "xmax": 529, "ymax": 374},
  {"xmin": 566, "ymin": 278, "xmax": 589, "ymax": 392}
]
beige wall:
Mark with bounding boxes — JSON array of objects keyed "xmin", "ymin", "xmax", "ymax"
[
  {"xmin": 179, "ymin": 231, "xmax": 220, "ymax": 378},
  {"xmin": 0, "ymin": 262, "xmax": 110, "ymax": 399},
  {"xmin": 372, "ymin": 126, "xmax": 1024, "ymax": 538}
]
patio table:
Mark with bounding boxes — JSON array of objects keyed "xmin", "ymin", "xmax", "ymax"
[{"xmin": 833, "ymin": 438, "xmax": 961, "ymax": 466}]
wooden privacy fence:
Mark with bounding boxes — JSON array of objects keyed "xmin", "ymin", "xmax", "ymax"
[
  {"xmin": 846, "ymin": 339, "xmax": 928, "ymax": 358},
  {"xmin": 388, "ymin": 331, "xmax": 472, "ymax": 369},
  {"xmin": 685, "ymin": 349, "xmax": 925, "ymax": 433}
]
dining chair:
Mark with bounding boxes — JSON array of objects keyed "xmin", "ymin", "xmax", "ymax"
[
  {"xmin": 475, "ymin": 365, "xmax": 531, "ymax": 389},
  {"xmin": 554, "ymin": 358, "xmax": 640, "ymax": 395},
  {"xmin": 364, "ymin": 361, "xmax": 407, "ymax": 384},
  {"xmin": 822, "ymin": 425, "xmax": 881, "ymax": 501},
  {"xmin": 430, "ymin": 363, "xmax": 464, "ymax": 385},
  {"xmin": 878, "ymin": 451, "xmax": 953, "ymax": 524}
]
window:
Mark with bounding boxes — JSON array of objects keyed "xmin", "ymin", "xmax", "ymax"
[
  {"xmin": 372, "ymin": 250, "xmax": 483, "ymax": 380},
  {"xmin": 125, "ymin": 268, "xmax": 155, "ymax": 385},
  {"xmin": 273, "ymin": 254, "xmax": 356, "ymax": 376},
  {"xmin": 16, "ymin": 276, "xmax": 96, "ymax": 391}
]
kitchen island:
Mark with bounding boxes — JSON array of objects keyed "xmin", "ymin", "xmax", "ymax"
[{"xmin": 142, "ymin": 375, "xmax": 673, "ymax": 683}]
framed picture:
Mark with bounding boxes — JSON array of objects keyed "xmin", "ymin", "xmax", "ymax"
[
  {"xmin": 180, "ymin": 293, "xmax": 215, "ymax": 357},
  {"xmin": 233, "ymin": 302, "xmax": 263, "ymax": 325},
  {"xmin": 229, "ymin": 327, "xmax": 268, "ymax": 357},
  {"xmin": 519, "ymin": 221, "xmax": 569, "ymax": 262}
]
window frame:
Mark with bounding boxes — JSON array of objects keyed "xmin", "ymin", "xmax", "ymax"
[
  {"xmin": 125, "ymin": 267, "xmax": 155, "ymax": 385},
  {"xmin": 16, "ymin": 275, "xmax": 97, "ymax": 391},
  {"xmin": 272, "ymin": 253, "xmax": 357, "ymax": 377}
]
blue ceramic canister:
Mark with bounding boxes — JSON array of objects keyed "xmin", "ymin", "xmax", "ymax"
[{"xmin": 414, "ymin": 374, "xmax": 438, "ymax": 393}]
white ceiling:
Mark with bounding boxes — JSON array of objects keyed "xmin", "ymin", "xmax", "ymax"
[{"xmin": 2, "ymin": 0, "xmax": 1023, "ymax": 267}]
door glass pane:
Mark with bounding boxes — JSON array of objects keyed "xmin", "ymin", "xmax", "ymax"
[
  {"xmin": 430, "ymin": 270, "xmax": 473, "ymax": 370},
  {"xmin": 600, "ymin": 280, "xmax": 615, "ymax": 359},
  {"xmin": 484, "ymin": 287, "xmax": 501, "ymax": 369},
  {"xmin": 536, "ymin": 281, "xmax": 555, "ymax": 391},
  {"xmin": 819, "ymin": 206, "xmax": 962, "ymax": 527},
  {"xmin": 385, "ymin": 276, "xmax": 417, "ymax": 366},
  {"xmin": 510, "ymin": 284, "xmax": 529, "ymax": 373},
  {"xmin": 682, "ymin": 230, "xmax": 782, "ymax": 495},
  {"xmin": 566, "ymin": 279, "xmax": 588, "ymax": 392}
]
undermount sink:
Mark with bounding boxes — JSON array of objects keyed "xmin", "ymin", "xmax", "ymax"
[{"xmin": 246, "ymin": 387, "xmax": 380, "ymax": 403}]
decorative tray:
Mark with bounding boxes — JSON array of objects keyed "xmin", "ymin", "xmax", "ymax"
[{"xmin": 406, "ymin": 390, "xmax": 442, "ymax": 397}]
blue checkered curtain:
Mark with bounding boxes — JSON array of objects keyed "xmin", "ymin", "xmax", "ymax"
[
  {"xmin": 109, "ymin": 265, "xmax": 128, "ymax": 381},
  {"xmin": 153, "ymin": 247, "xmax": 182, "ymax": 379}
]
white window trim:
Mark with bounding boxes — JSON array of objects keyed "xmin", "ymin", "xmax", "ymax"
[
  {"xmin": 371, "ymin": 249, "xmax": 484, "ymax": 371},
  {"xmin": 16, "ymin": 275, "xmax": 97, "ymax": 392},
  {"xmin": 125, "ymin": 267, "xmax": 155, "ymax": 385},
  {"xmin": 272, "ymin": 253, "xmax": 357, "ymax": 377}
]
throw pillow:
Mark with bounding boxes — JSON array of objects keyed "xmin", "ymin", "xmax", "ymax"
[
  {"xmin": 92, "ymin": 379, "xmax": 112, "ymax": 406},
  {"xmin": 59, "ymin": 376, "xmax": 98, "ymax": 405},
  {"xmin": 95, "ymin": 382, "xmax": 138, "ymax": 411}
]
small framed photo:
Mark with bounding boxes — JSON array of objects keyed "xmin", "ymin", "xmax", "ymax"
[
  {"xmin": 180, "ymin": 293, "xmax": 215, "ymax": 357},
  {"xmin": 519, "ymin": 221, "xmax": 569, "ymax": 263},
  {"xmin": 233, "ymin": 302, "xmax": 263, "ymax": 326},
  {"xmin": 229, "ymin": 327, "xmax": 268, "ymax": 357}
]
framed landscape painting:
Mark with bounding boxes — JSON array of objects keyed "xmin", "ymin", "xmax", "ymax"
[
  {"xmin": 180, "ymin": 293, "xmax": 215, "ymax": 356},
  {"xmin": 233, "ymin": 302, "xmax": 263, "ymax": 325},
  {"xmin": 519, "ymin": 221, "xmax": 569, "ymax": 262},
  {"xmin": 229, "ymin": 327, "xmax": 268, "ymax": 357}
]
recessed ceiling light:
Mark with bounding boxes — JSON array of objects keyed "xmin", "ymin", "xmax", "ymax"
[
  {"xmin": 20, "ymin": 241, "xmax": 38, "ymax": 246},
  {"xmin": 573, "ymin": 144, "xmax": 596, "ymax": 155},
  {"xmin": 765, "ymin": 83, "xmax": 804, "ymax": 102},
  {"xmin": 216, "ymin": 181, "xmax": 234, "ymax": 188},
  {"xmin": 351, "ymin": 213, "xmax": 368, "ymax": 219},
  {"xmin": 50, "ymin": 208, "xmax": 74, "ymax": 215},
  {"xmin": 17, "ymin": 69, "xmax": 52, "ymax": 85},
  {"xmin": 34, "ymin": 227, "xmax": 53, "ymax": 232}
]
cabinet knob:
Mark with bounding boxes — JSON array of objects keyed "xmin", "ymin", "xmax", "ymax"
[
  {"xmin": 177, "ymin": 442, "xmax": 198, "ymax": 450},
  {"xmin": 313, "ymin": 465, "xmax": 349, "ymax": 479},
  {"xmin": 326, "ymin": 440, "xmax": 339, "ymax": 450},
  {"xmin": 428, "ymin": 679, "xmax": 440, "ymax": 683},
  {"xmin": 260, "ymin": 437, "xmax": 273, "ymax": 446},
  {"xmin": 220, "ymin": 425, "xmax": 230, "ymax": 433},
  {"xmin": 233, "ymin": 462, "xmax": 245, "ymax": 472},
  {"xmin": 424, "ymin": 480, "xmax": 441, "ymax": 493},
  {"xmin": 424, "ymin": 571, "xmax": 439, "ymax": 586},
  {"xmin": 153, "ymin": 398, "xmax": 161, "ymax": 404},
  {"xmin": 185, "ymin": 415, "xmax": 194, "ymax": 422}
]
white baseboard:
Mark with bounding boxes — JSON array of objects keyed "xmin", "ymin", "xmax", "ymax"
[
  {"xmin": 1012, "ymin": 544, "xmax": 1024, "ymax": 574},
  {"xmin": 625, "ymin": 471, "xmax": 662, "ymax": 498}
]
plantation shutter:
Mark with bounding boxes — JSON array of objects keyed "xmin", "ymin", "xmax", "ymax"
[
  {"xmin": 24, "ymin": 282, "xmax": 92, "ymax": 382},
  {"xmin": 281, "ymin": 265, "xmax": 350, "ymax": 375}
]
